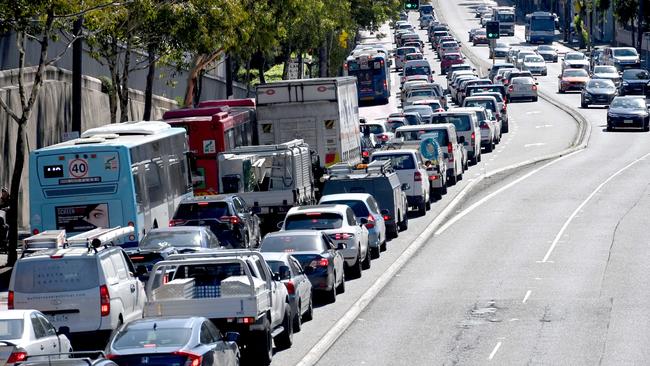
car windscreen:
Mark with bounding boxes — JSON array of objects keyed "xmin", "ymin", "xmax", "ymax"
[
  {"xmin": 405, "ymin": 66, "xmax": 430, "ymax": 76},
  {"xmin": 397, "ymin": 129, "xmax": 448, "ymax": 145},
  {"xmin": 14, "ymin": 258, "xmax": 99, "ymax": 293},
  {"xmin": 538, "ymin": 45, "xmax": 554, "ymax": 51},
  {"xmin": 284, "ymin": 213, "xmax": 343, "ymax": 230},
  {"xmin": 262, "ymin": 234, "xmax": 323, "ymax": 252},
  {"xmin": 564, "ymin": 69, "xmax": 588, "ymax": 77},
  {"xmin": 402, "ymin": 115, "xmax": 420, "ymax": 125},
  {"xmin": 565, "ymin": 53, "xmax": 584, "ymax": 60},
  {"xmin": 593, "ymin": 66, "xmax": 617, "ymax": 74},
  {"xmin": 431, "ymin": 115, "xmax": 471, "ymax": 131},
  {"xmin": 404, "ymin": 106, "xmax": 433, "ymax": 116},
  {"xmin": 364, "ymin": 124, "xmax": 384, "ymax": 134},
  {"xmin": 444, "ymin": 54, "xmax": 462, "ymax": 61},
  {"xmin": 409, "ymin": 90, "xmax": 434, "ymax": 98},
  {"xmin": 174, "ymin": 202, "xmax": 229, "ymax": 220},
  {"xmin": 112, "ymin": 327, "xmax": 191, "ymax": 350},
  {"xmin": 622, "ymin": 70, "xmax": 649, "ymax": 80},
  {"xmin": 613, "ymin": 48, "xmax": 638, "ymax": 57},
  {"xmin": 587, "ymin": 79, "xmax": 615, "ymax": 89},
  {"xmin": 512, "ymin": 77, "xmax": 534, "ymax": 85},
  {"xmin": 0, "ymin": 320, "xmax": 24, "ymax": 340},
  {"xmin": 140, "ymin": 231, "xmax": 202, "ymax": 249},
  {"xmin": 386, "ymin": 120, "xmax": 405, "ymax": 131},
  {"xmin": 320, "ymin": 200, "xmax": 370, "ymax": 217},
  {"xmin": 371, "ymin": 154, "xmax": 416, "ymax": 170},
  {"xmin": 611, "ymin": 98, "xmax": 646, "ymax": 109}
]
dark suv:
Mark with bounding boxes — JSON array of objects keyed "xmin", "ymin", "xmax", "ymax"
[{"xmin": 170, "ymin": 194, "xmax": 261, "ymax": 248}]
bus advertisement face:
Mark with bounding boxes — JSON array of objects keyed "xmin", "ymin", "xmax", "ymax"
[{"xmin": 55, "ymin": 203, "xmax": 109, "ymax": 232}]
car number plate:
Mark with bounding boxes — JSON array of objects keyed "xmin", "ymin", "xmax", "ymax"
[
  {"xmin": 47, "ymin": 314, "xmax": 69, "ymax": 323},
  {"xmin": 624, "ymin": 119, "xmax": 633, "ymax": 124}
]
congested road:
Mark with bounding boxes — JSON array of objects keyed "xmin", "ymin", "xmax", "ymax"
[
  {"xmin": 267, "ymin": 1, "xmax": 596, "ymax": 365},
  {"xmin": 311, "ymin": 1, "xmax": 650, "ymax": 365}
]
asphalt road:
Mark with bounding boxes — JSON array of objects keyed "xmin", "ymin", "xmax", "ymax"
[
  {"xmin": 269, "ymin": 2, "xmax": 582, "ymax": 365},
  {"xmin": 314, "ymin": 1, "xmax": 650, "ymax": 365}
]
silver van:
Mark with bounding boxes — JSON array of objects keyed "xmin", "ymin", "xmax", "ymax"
[{"xmin": 395, "ymin": 123, "xmax": 465, "ymax": 184}]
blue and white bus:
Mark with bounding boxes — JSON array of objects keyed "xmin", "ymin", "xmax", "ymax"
[
  {"xmin": 525, "ymin": 12, "xmax": 557, "ymax": 44},
  {"xmin": 344, "ymin": 51, "xmax": 391, "ymax": 104},
  {"xmin": 29, "ymin": 121, "xmax": 191, "ymax": 246}
]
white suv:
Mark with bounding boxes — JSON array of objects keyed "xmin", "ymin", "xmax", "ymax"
[
  {"xmin": 371, "ymin": 149, "xmax": 431, "ymax": 215},
  {"xmin": 9, "ymin": 245, "xmax": 145, "ymax": 347},
  {"xmin": 281, "ymin": 205, "xmax": 370, "ymax": 279}
]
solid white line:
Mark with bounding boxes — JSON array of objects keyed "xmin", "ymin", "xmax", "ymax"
[
  {"xmin": 489, "ymin": 342, "xmax": 502, "ymax": 360},
  {"xmin": 524, "ymin": 143, "xmax": 546, "ymax": 148},
  {"xmin": 522, "ymin": 290, "xmax": 532, "ymax": 304},
  {"xmin": 435, "ymin": 150, "xmax": 582, "ymax": 236},
  {"xmin": 541, "ymin": 152, "xmax": 650, "ymax": 262}
]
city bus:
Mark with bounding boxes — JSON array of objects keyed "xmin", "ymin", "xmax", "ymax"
[
  {"xmin": 29, "ymin": 121, "xmax": 191, "ymax": 246},
  {"xmin": 163, "ymin": 99, "xmax": 257, "ymax": 195},
  {"xmin": 344, "ymin": 51, "xmax": 391, "ymax": 104},
  {"xmin": 525, "ymin": 12, "xmax": 556, "ymax": 44}
]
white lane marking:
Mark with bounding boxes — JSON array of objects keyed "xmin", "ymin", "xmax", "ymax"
[
  {"xmin": 522, "ymin": 290, "xmax": 532, "ymax": 304},
  {"xmin": 526, "ymin": 111, "xmax": 541, "ymax": 115},
  {"xmin": 489, "ymin": 342, "xmax": 502, "ymax": 360},
  {"xmin": 535, "ymin": 124, "xmax": 553, "ymax": 128},
  {"xmin": 541, "ymin": 152, "xmax": 650, "ymax": 262},
  {"xmin": 524, "ymin": 143, "xmax": 546, "ymax": 148},
  {"xmin": 435, "ymin": 150, "xmax": 582, "ymax": 235}
]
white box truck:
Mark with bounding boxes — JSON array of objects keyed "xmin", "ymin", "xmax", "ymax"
[{"xmin": 255, "ymin": 77, "xmax": 362, "ymax": 185}]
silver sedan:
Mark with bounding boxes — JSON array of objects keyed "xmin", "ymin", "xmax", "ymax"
[{"xmin": 507, "ymin": 76, "xmax": 539, "ymax": 102}]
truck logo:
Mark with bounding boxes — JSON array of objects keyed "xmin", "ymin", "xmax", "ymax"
[
  {"xmin": 324, "ymin": 120, "xmax": 335, "ymax": 129},
  {"xmin": 265, "ymin": 89, "xmax": 276, "ymax": 95},
  {"xmin": 317, "ymin": 86, "xmax": 328, "ymax": 92}
]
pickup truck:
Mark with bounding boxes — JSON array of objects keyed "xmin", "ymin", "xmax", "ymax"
[{"xmin": 143, "ymin": 250, "xmax": 292, "ymax": 365}]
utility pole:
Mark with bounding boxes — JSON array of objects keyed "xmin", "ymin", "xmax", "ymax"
[
  {"xmin": 71, "ymin": 16, "xmax": 83, "ymax": 136},
  {"xmin": 638, "ymin": 0, "xmax": 645, "ymax": 51}
]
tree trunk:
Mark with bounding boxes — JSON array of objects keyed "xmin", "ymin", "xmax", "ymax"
[
  {"xmin": 7, "ymin": 120, "xmax": 27, "ymax": 266},
  {"xmin": 319, "ymin": 41, "xmax": 328, "ymax": 77},
  {"xmin": 119, "ymin": 41, "xmax": 132, "ymax": 122},
  {"xmin": 109, "ymin": 61, "xmax": 119, "ymax": 124},
  {"xmin": 297, "ymin": 51, "xmax": 304, "ymax": 79},
  {"xmin": 143, "ymin": 42, "xmax": 156, "ymax": 121},
  {"xmin": 258, "ymin": 51, "xmax": 267, "ymax": 84},
  {"xmin": 183, "ymin": 51, "xmax": 223, "ymax": 107},
  {"xmin": 282, "ymin": 44, "xmax": 292, "ymax": 80}
]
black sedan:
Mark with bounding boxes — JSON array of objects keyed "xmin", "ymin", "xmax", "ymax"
[
  {"xmin": 619, "ymin": 69, "xmax": 650, "ymax": 96},
  {"xmin": 607, "ymin": 96, "xmax": 650, "ymax": 131},
  {"xmin": 581, "ymin": 79, "xmax": 617, "ymax": 108},
  {"xmin": 536, "ymin": 45, "xmax": 558, "ymax": 62},
  {"xmin": 106, "ymin": 317, "xmax": 240, "ymax": 366},
  {"xmin": 260, "ymin": 230, "xmax": 346, "ymax": 304}
]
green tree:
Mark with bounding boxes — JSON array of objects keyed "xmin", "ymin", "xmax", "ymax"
[{"xmin": 0, "ymin": 0, "xmax": 120, "ymax": 265}]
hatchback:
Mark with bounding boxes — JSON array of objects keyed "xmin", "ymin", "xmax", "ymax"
[{"xmin": 507, "ymin": 76, "xmax": 538, "ymax": 102}]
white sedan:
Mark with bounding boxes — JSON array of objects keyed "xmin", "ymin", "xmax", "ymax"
[{"xmin": 0, "ymin": 310, "xmax": 72, "ymax": 365}]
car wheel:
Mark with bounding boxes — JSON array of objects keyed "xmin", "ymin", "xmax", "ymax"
[
  {"xmin": 532, "ymin": 96, "xmax": 538, "ymax": 102},
  {"xmin": 581, "ymin": 100, "xmax": 587, "ymax": 108},
  {"xmin": 380, "ymin": 239, "xmax": 387, "ymax": 252},
  {"xmin": 361, "ymin": 248, "xmax": 371, "ymax": 270},
  {"xmin": 370, "ymin": 245, "xmax": 380, "ymax": 259},
  {"xmin": 448, "ymin": 171, "xmax": 457, "ymax": 185},
  {"xmin": 324, "ymin": 283, "xmax": 337, "ymax": 303},
  {"xmin": 275, "ymin": 306, "xmax": 293, "ymax": 350},
  {"xmin": 607, "ymin": 124, "xmax": 613, "ymax": 132},
  {"xmin": 485, "ymin": 142, "xmax": 493, "ymax": 153},
  {"xmin": 398, "ymin": 214, "xmax": 409, "ymax": 231},
  {"xmin": 293, "ymin": 302, "xmax": 302, "ymax": 332},
  {"xmin": 477, "ymin": 152, "xmax": 482, "ymax": 162},
  {"xmin": 417, "ymin": 200, "xmax": 426, "ymax": 216},
  {"xmin": 425, "ymin": 195, "xmax": 431, "ymax": 210},
  {"xmin": 302, "ymin": 297, "xmax": 314, "ymax": 322},
  {"xmin": 347, "ymin": 253, "xmax": 362, "ymax": 279},
  {"xmin": 249, "ymin": 319, "xmax": 272, "ymax": 365},
  {"xmin": 336, "ymin": 271, "xmax": 346, "ymax": 293},
  {"xmin": 644, "ymin": 123, "xmax": 649, "ymax": 132}
]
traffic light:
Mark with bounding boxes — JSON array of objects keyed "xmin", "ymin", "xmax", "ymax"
[
  {"xmin": 486, "ymin": 21, "xmax": 500, "ymax": 39},
  {"xmin": 404, "ymin": 0, "xmax": 419, "ymax": 10}
]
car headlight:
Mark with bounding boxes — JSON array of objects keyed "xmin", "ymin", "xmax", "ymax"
[{"xmin": 622, "ymin": 81, "xmax": 629, "ymax": 86}]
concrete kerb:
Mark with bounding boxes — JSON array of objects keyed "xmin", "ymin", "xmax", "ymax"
[{"xmin": 295, "ymin": 8, "xmax": 593, "ymax": 366}]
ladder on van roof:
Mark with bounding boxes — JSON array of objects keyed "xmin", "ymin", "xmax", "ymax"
[{"xmin": 327, "ymin": 160, "xmax": 394, "ymax": 177}]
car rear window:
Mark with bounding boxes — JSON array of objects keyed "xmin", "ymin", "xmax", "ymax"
[
  {"xmin": 285, "ymin": 213, "xmax": 343, "ymax": 230},
  {"xmin": 174, "ymin": 202, "xmax": 229, "ymax": 220},
  {"xmin": 363, "ymin": 124, "xmax": 384, "ymax": 134},
  {"xmin": 372, "ymin": 154, "xmax": 416, "ymax": 170},
  {"xmin": 14, "ymin": 258, "xmax": 99, "ymax": 293},
  {"xmin": 432, "ymin": 115, "xmax": 471, "ymax": 130},
  {"xmin": 112, "ymin": 327, "xmax": 191, "ymax": 350},
  {"xmin": 0, "ymin": 319, "xmax": 24, "ymax": 340},
  {"xmin": 262, "ymin": 235, "xmax": 323, "ymax": 252},
  {"xmin": 322, "ymin": 200, "xmax": 370, "ymax": 217},
  {"xmin": 140, "ymin": 231, "xmax": 202, "ymax": 249},
  {"xmin": 465, "ymin": 99, "xmax": 496, "ymax": 111}
]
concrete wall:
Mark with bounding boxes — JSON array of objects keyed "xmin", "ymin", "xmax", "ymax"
[{"xmin": 0, "ymin": 66, "xmax": 177, "ymax": 229}]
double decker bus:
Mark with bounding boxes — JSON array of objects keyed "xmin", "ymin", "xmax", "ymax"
[
  {"xmin": 162, "ymin": 99, "xmax": 257, "ymax": 195},
  {"xmin": 525, "ymin": 12, "xmax": 556, "ymax": 44},
  {"xmin": 344, "ymin": 51, "xmax": 391, "ymax": 104},
  {"xmin": 29, "ymin": 121, "xmax": 191, "ymax": 245}
]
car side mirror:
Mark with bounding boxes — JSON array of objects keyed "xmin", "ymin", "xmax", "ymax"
[
  {"xmin": 225, "ymin": 332, "xmax": 240, "ymax": 343},
  {"xmin": 57, "ymin": 326, "xmax": 70, "ymax": 337},
  {"xmin": 401, "ymin": 183, "xmax": 410, "ymax": 191},
  {"xmin": 359, "ymin": 217, "xmax": 369, "ymax": 226},
  {"xmin": 278, "ymin": 265, "xmax": 291, "ymax": 280},
  {"xmin": 535, "ymin": 82, "xmax": 539, "ymax": 85},
  {"xmin": 557, "ymin": 75, "xmax": 561, "ymax": 79},
  {"xmin": 276, "ymin": 221, "xmax": 284, "ymax": 229},
  {"xmin": 459, "ymin": 136, "xmax": 466, "ymax": 143},
  {"xmin": 431, "ymin": 70, "xmax": 436, "ymax": 75},
  {"xmin": 337, "ymin": 243, "xmax": 347, "ymax": 250}
]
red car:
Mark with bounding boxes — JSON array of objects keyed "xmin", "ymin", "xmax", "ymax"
[{"xmin": 441, "ymin": 53, "xmax": 465, "ymax": 74}]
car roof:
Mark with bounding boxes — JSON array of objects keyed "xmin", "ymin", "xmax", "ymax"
[
  {"xmin": 265, "ymin": 230, "xmax": 322, "ymax": 238},
  {"xmin": 180, "ymin": 194, "xmax": 234, "ymax": 203},
  {"xmin": 260, "ymin": 252, "xmax": 293, "ymax": 263},
  {"xmin": 19, "ymin": 245, "xmax": 121, "ymax": 261},
  {"xmin": 372, "ymin": 149, "xmax": 418, "ymax": 156},
  {"xmin": 288, "ymin": 205, "xmax": 349, "ymax": 214},
  {"xmin": 146, "ymin": 227, "xmax": 207, "ymax": 234},
  {"xmin": 397, "ymin": 123, "xmax": 454, "ymax": 131},
  {"xmin": 320, "ymin": 193, "xmax": 373, "ymax": 202},
  {"xmin": 465, "ymin": 95, "xmax": 498, "ymax": 101},
  {"xmin": 404, "ymin": 60, "xmax": 430, "ymax": 67},
  {"xmin": 0, "ymin": 309, "xmax": 33, "ymax": 320}
]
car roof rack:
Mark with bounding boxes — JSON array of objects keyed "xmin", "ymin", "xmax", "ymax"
[
  {"xmin": 67, "ymin": 226, "xmax": 135, "ymax": 252},
  {"xmin": 326, "ymin": 160, "xmax": 394, "ymax": 177}
]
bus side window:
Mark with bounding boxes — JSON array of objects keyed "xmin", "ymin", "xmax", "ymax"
[
  {"xmin": 132, "ymin": 164, "xmax": 146, "ymax": 214},
  {"xmin": 145, "ymin": 160, "xmax": 165, "ymax": 208}
]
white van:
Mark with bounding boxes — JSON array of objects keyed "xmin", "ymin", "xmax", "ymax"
[
  {"xmin": 395, "ymin": 123, "xmax": 465, "ymax": 184},
  {"xmin": 9, "ymin": 245, "xmax": 145, "ymax": 346},
  {"xmin": 431, "ymin": 110, "xmax": 482, "ymax": 165}
]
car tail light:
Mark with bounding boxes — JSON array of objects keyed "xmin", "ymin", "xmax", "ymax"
[
  {"xmin": 365, "ymin": 215, "xmax": 376, "ymax": 229},
  {"xmin": 481, "ymin": 123, "xmax": 489, "ymax": 129},
  {"xmin": 429, "ymin": 174, "xmax": 439, "ymax": 181},
  {"xmin": 330, "ymin": 233, "xmax": 354, "ymax": 240},
  {"xmin": 383, "ymin": 214, "xmax": 391, "ymax": 221},
  {"xmin": 237, "ymin": 317, "xmax": 255, "ymax": 324},
  {"xmin": 384, "ymin": 80, "xmax": 388, "ymax": 90},
  {"xmin": 100, "ymin": 285, "xmax": 110, "ymax": 317},
  {"xmin": 7, "ymin": 291, "xmax": 13, "ymax": 309},
  {"xmin": 284, "ymin": 280, "xmax": 295, "ymax": 295},
  {"xmin": 471, "ymin": 132, "xmax": 475, "ymax": 142},
  {"xmin": 173, "ymin": 351, "xmax": 202, "ymax": 366},
  {"xmin": 414, "ymin": 171, "xmax": 422, "ymax": 182},
  {"xmin": 310, "ymin": 257, "xmax": 329, "ymax": 267},
  {"xmin": 447, "ymin": 142, "xmax": 453, "ymax": 154},
  {"xmin": 508, "ymin": 85, "xmax": 514, "ymax": 92},
  {"xmin": 378, "ymin": 134, "xmax": 390, "ymax": 141},
  {"xmin": 7, "ymin": 351, "xmax": 27, "ymax": 363},
  {"xmin": 32, "ymin": 228, "xmax": 39, "ymax": 235},
  {"xmin": 532, "ymin": 84, "xmax": 537, "ymax": 91},
  {"xmin": 219, "ymin": 216, "xmax": 241, "ymax": 225},
  {"xmin": 362, "ymin": 151, "xmax": 369, "ymax": 158},
  {"xmin": 169, "ymin": 219, "xmax": 186, "ymax": 226},
  {"xmin": 503, "ymin": 80, "xmax": 509, "ymax": 85}
]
